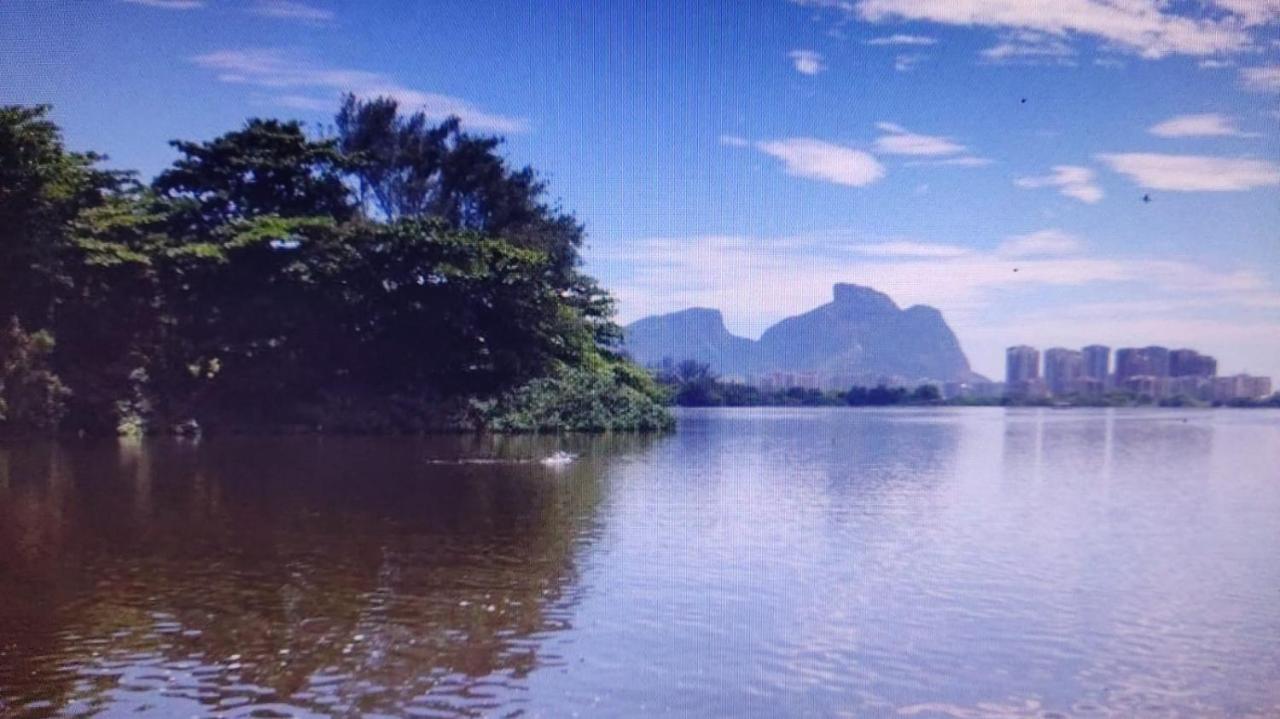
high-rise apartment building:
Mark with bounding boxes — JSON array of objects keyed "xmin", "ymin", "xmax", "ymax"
[
  {"xmin": 1006, "ymin": 346, "xmax": 1040, "ymax": 383},
  {"xmin": 1044, "ymin": 348, "xmax": 1084, "ymax": 396},
  {"xmin": 1115, "ymin": 346, "xmax": 1171, "ymax": 382},
  {"xmin": 1144, "ymin": 346, "xmax": 1171, "ymax": 377},
  {"xmin": 1082, "ymin": 345, "xmax": 1109, "ymax": 382},
  {"xmin": 1170, "ymin": 349, "xmax": 1217, "ymax": 378}
]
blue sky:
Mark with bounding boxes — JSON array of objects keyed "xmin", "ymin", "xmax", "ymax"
[{"xmin": 3, "ymin": 0, "xmax": 1279, "ymax": 379}]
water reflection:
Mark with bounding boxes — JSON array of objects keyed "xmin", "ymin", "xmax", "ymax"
[
  {"xmin": 0, "ymin": 434, "xmax": 653, "ymax": 717},
  {"xmin": 3, "ymin": 410, "xmax": 1279, "ymax": 717}
]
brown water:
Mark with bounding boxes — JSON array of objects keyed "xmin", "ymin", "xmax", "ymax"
[{"xmin": 1, "ymin": 408, "xmax": 1279, "ymax": 717}]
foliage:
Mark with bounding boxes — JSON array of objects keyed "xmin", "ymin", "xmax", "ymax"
[
  {"xmin": 0, "ymin": 105, "xmax": 123, "ymax": 328},
  {"xmin": 845, "ymin": 384, "xmax": 941, "ymax": 406},
  {"xmin": 656, "ymin": 361, "xmax": 845, "ymax": 407},
  {"xmin": 154, "ymin": 119, "xmax": 352, "ymax": 231},
  {"xmin": 0, "ymin": 317, "xmax": 71, "ymax": 433},
  {"xmin": 0, "ymin": 102, "xmax": 669, "ymax": 434},
  {"xmin": 481, "ymin": 365, "xmax": 675, "ymax": 432}
]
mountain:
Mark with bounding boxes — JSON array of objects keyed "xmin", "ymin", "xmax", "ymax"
[
  {"xmin": 622, "ymin": 308, "xmax": 758, "ymax": 376},
  {"xmin": 622, "ymin": 283, "xmax": 975, "ymax": 383}
]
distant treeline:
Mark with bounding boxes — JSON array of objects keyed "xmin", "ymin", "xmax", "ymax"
[
  {"xmin": 655, "ymin": 361, "xmax": 941, "ymax": 407},
  {"xmin": 0, "ymin": 100, "xmax": 672, "ymax": 436},
  {"xmin": 653, "ymin": 361, "xmax": 1280, "ymax": 409}
]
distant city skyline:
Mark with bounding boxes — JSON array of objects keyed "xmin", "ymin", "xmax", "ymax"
[
  {"xmin": 2, "ymin": 0, "xmax": 1278, "ymax": 379},
  {"xmin": 1001, "ymin": 342, "xmax": 1271, "ymax": 401}
]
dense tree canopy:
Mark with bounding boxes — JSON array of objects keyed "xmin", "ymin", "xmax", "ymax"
[
  {"xmin": 0, "ymin": 105, "xmax": 121, "ymax": 327},
  {"xmin": 0, "ymin": 102, "xmax": 668, "ymax": 435}
]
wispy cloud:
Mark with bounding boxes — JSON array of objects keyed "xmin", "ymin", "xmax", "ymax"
[
  {"xmin": 893, "ymin": 53, "xmax": 927, "ymax": 72},
  {"xmin": 980, "ymin": 31, "xmax": 1076, "ymax": 65},
  {"xmin": 1240, "ymin": 65, "xmax": 1280, "ymax": 92},
  {"xmin": 854, "ymin": 241, "xmax": 970, "ymax": 257},
  {"xmin": 122, "ymin": 0, "xmax": 203, "ymax": 8},
  {"xmin": 249, "ymin": 1, "xmax": 334, "ymax": 23},
  {"xmin": 873, "ymin": 123, "xmax": 992, "ymax": 166},
  {"xmin": 864, "ymin": 33, "xmax": 936, "ymax": 46},
  {"xmin": 793, "ymin": 0, "xmax": 1261, "ymax": 58},
  {"xmin": 190, "ymin": 49, "xmax": 527, "ymax": 133},
  {"xmin": 872, "ymin": 122, "xmax": 965, "ymax": 156},
  {"xmin": 1148, "ymin": 113, "xmax": 1258, "ymax": 138},
  {"xmin": 1015, "ymin": 165, "xmax": 1104, "ymax": 203},
  {"xmin": 1097, "ymin": 153, "xmax": 1280, "ymax": 191},
  {"xmin": 996, "ymin": 229, "xmax": 1084, "ymax": 258},
  {"xmin": 908, "ymin": 155, "xmax": 995, "ymax": 168},
  {"xmin": 788, "ymin": 49, "xmax": 827, "ymax": 76},
  {"xmin": 942, "ymin": 156, "xmax": 996, "ymax": 167},
  {"xmin": 723, "ymin": 136, "xmax": 885, "ymax": 187},
  {"xmin": 1211, "ymin": 0, "xmax": 1280, "ymax": 27}
]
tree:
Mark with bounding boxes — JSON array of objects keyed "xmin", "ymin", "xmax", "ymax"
[
  {"xmin": 847, "ymin": 384, "xmax": 907, "ymax": 406},
  {"xmin": 333, "ymin": 95, "xmax": 596, "ymax": 311},
  {"xmin": 0, "ymin": 105, "xmax": 121, "ymax": 327},
  {"xmin": 0, "ymin": 317, "xmax": 71, "ymax": 432},
  {"xmin": 154, "ymin": 119, "xmax": 351, "ymax": 232},
  {"xmin": 668, "ymin": 360, "xmax": 721, "ymax": 406},
  {"xmin": 0, "ymin": 102, "xmax": 671, "ymax": 434},
  {"xmin": 911, "ymin": 384, "xmax": 941, "ymax": 403}
]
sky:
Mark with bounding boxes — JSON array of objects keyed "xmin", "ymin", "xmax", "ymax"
[{"xmin": 2, "ymin": 0, "xmax": 1279, "ymax": 380}]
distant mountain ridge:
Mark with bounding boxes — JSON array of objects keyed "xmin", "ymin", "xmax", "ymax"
[{"xmin": 623, "ymin": 283, "xmax": 977, "ymax": 383}]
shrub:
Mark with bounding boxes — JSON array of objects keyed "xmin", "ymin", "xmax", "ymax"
[
  {"xmin": 481, "ymin": 365, "xmax": 675, "ymax": 432},
  {"xmin": 0, "ymin": 317, "xmax": 71, "ymax": 433}
]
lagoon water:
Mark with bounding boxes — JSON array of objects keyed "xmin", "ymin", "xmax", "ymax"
[{"xmin": 2, "ymin": 408, "xmax": 1278, "ymax": 717}]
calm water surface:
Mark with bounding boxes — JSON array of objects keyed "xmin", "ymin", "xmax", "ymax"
[{"xmin": 2, "ymin": 408, "xmax": 1278, "ymax": 717}]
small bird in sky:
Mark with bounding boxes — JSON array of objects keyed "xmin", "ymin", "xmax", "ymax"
[{"xmin": 1142, "ymin": 194, "xmax": 1152, "ymax": 203}]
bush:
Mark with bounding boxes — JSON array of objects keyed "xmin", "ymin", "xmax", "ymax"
[
  {"xmin": 481, "ymin": 365, "xmax": 674, "ymax": 432},
  {"xmin": 0, "ymin": 317, "xmax": 71, "ymax": 433}
]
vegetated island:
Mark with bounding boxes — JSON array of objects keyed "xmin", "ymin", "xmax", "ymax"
[{"xmin": 0, "ymin": 99, "xmax": 672, "ymax": 436}]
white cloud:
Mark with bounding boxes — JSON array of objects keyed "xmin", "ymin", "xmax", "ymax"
[
  {"xmin": 894, "ymin": 53, "xmax": 926, "ymax": 72},
  {"xmin": 873, "ymin": 122, "xmax": 965, "ymax": 156},
  {"xmin": 122, "ymin": 0, "xmax": 203, "ymax": 8},
  {"xmin": 795, "ymin": 0, "xmax": 1258, "ymax": 58},
  {"xmin": 274, "ymin": 94, "xmax": 337, "ymax": 112},
  {"xmin": 864, "ymin": 33, "xmax": 937, "ymax": 46},
  {"xmin": 788, "ymin": 49, "xmax": 827, "ymax": 75},
  {"xmin": 249, "ymin": 1, "xmax": 334, "ymax": 22},
  {"xmin": 996, "ymin": 229, "xmax": 1084, "ymax": 258},
  {"xmin": 980, "ymin": 31, "xmax": 1076, "ymax": 64},
  {"xmin": 1212, "ymin": 0, "xmax": 1280, "ymax": 27},
  {"xmin": 718, "ymin": 134, "xmax": 749, "ymax": 148},
  {"xmin": 854, "ymin": 241, "xmax": 970, "ymax": 257},
  {"xmin": 190, "ymin": 49, "xmax": 527, "ymax": 133},
  {"xmin": 1198, "ymin": 58, "xmax": 1232, "ymax": 69},
  {"xmin": 1240, "ymin": 65, "xmax": 1280, "ymax": 92},
  {"xmin": 1014, "ymin": 165, "xmax": 1104, "ymax": 203},
  {"xmin": 1148, "ymin": 113, "xmax": 1257, "ymax": 138},
  {"xmin": 1097, "ymin": 153, "xmax": 1280, "ymax": 191},
  {"xmin": 908, "ymin": 155, "xmax": 995, "ymax": 168},
  {"xmin": 731, "ymin": 137, "xmax": 886, "ymax": 187}
]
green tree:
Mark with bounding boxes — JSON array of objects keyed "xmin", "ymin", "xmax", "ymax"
[
  {"xmin": 0, "ymin": 102, "xmax": 670, "ymax": 434},
  {"xmin": 334, "ymin": 95, "xmax": 615, "ymax": 346},
  {"xmin": 0, "ymin": 105, "xmax": 121, "ymax": 327},
  {"xmin": 910, "ymin": 384, "xmax": 941, "ymax": 403},
  {"xmin": 0, "ymin": 317, "xmax": 71, "ymax": 433},
  {"xmin": 154, "ymin": 118, "xmax": 352, "ymax": 231}
]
